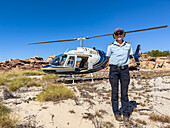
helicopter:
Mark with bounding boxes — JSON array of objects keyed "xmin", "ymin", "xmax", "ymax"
[{"xmin": 27, "ymin": 25, "xmax": 168, "ymax": 74}]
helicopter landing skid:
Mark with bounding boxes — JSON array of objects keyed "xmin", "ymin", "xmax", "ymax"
[{"xmin": 57, "ymin": 73, "xmax": 105, "ymax": 84}]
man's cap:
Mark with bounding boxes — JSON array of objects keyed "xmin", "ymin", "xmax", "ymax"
[{"xmin": 114, "ymin": 27, "xmax": 124, "ymax": 34}]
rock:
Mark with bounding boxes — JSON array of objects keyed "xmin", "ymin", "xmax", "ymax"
[
  {"xmin": 46, "ymin": 55, "xmax": 56, "ymax": 62},
  {"xmin": 30, "ymin": 56, "xmax": 43, "ymax": 61},
  {"xmin": 148, "ymin": 63, "xmax": 155, "ymax": 69},
  {"xmin": 1, "ymin": 87, "xmax": 16, "ymax": 100}
]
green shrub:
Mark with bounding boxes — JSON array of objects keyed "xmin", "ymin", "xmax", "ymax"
[
  {"xmin": 22, "ymin": 71, "xmax": 46, "ymax": 76},
  {"xmin": 42, "ymin": 74, "xmax": 56, "ymax": 81},
  {"xmin": 0, "ymin": 77, "xmax": 8, "ymax": 85},
  {"xmin": 36, "ymin": 84, "xmax": 74, "ymax": 102},
  {"xmin": 0, "ymin": 102, "xmax": 18, "ymax": 128},
  {"xmin": 8, "ymin": 76, "xmax": 41, "ymax": 91},
  {"xmin": 27, "ymin": 81, "xmax": 42, "ymax": 87},
  {"xmin": 0, "ymin": 102, "xmax": 10, "ymax": 116},
  {"xmin": 8, "ymin": 77, "xmax": 31, "ymax": 91},
  {"xmin": 0, "ymin": 115, "xmax": 18, "ymax": 128},
  {"xmin": 42, "ymin": 74, "xmax": 57, "ymax": 85},
  {"xmin": 6, "ymin": 72, "xmax": 21, "ymax": 78}
]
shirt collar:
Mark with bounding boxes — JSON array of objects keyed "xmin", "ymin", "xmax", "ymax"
[{"xmin": 114, "ymin": 41, "xmax": 126, "ymax": 46}]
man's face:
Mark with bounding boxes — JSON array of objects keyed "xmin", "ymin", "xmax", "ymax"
[{"xmin": 115, "ymin": 31, "xmax": 123, "ymax": 41}]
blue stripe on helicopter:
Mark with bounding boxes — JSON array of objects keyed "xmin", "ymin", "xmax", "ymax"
[
  {"xmin": 94, "ymin": 50, "xmax": 107, "ymax": 67},
  {"xmin": 42, "ymin": 65, "xmax": 68, "ymax": 69}
]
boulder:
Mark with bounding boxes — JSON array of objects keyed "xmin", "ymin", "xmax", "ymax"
[
  {"xmin": 0, "ymin": 87, "xmax": 16, "ymax": 100},
  {"xmin": 30, "ymin": 56, "xmax": 43, "ymax": 61},
  {"xmin": 148, "ymin": 63, "xmax": 155, "ymax": 69},
  {"xmin": 46, "ymin": 55, "xmax": 56, "ymax": 62}
]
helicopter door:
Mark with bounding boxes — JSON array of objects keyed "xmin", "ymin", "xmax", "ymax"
[
  {"xmin": 65, "ymin": 56, "xmax": 76, "ymax": 68},
  {"xmin": 75, "ymin": 57, "xmax": 89, "ymax": 71}
]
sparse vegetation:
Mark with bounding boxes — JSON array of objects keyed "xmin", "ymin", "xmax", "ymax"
[
  {"xmin": 0, "ymin": 69, "xmax": 169, "ymax": 127},
  {"xmin": 42, "ymin": 74, "xmax": 57, "ymax": 85},
  {"xmin": 103, "ymin": 121, "xmax": 114, "ymax": 128},
  {"xmin": 0, "ymin": 69, "xmax": 46, "ymax": 78},
  {"xmin": 69, "ymin": 110, "xmax": 75, "ymax": 114},
  {"xmin": 22, "ymin": 70, "xmax": 46, "ymax": 76},
  {"xmin": 0, "ymin": 77, "xmax": 8, "ymax": 85},
  {"xmin": 95, "ymin": 111, "xmax": 103, "ymax": 118},
  {"xmin": 135, "ymin": 118, "xmax": 147, "ymax": 125},
  {"xmin": 139, "ymin": 112, "xmax": 148, "ymax": 115},
  {"xmin": 139, "ymin": 102, "xmax": 146, "ymax": 107},
  {"xmin": 0, "ymin": 102, "xmax": 18, "ymax": 128},
  {"xmin": 149, "ymin": 114, "xmax": 170, "ymax": 123},
  {"xmin": 8, "ymin": 76, "xmax": 41, "ymax": 91},
  {"xmin": 36, "ymin": 84, "xmax": 74, "ymax": 102}
]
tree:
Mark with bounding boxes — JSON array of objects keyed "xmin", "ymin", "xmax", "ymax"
[{"xmin": 143, "ymin": 50, "xmax": 170, "ymax": 57}]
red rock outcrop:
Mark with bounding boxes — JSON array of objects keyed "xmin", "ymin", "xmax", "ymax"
[
  {"xmin": 0, "ymin": 55, "xmax": 169, "ymax": 71},
  {"xmin": 0, "ymin": 56, "xmax": 49, "ymax": 70}
]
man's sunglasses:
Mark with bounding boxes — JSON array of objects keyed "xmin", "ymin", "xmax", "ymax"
[{"xmin": 115, "ymin": 32, "xmax": 123, "ymax": 36}]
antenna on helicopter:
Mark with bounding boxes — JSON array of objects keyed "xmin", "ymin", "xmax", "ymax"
[{"xmin": 64, "ymin": 48, "xmax": 69, "ymax": 53}]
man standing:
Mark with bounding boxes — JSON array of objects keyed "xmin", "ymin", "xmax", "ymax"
[{"xmin": 106, "ymin": 27, "xmax": 133, "ymax": 122}]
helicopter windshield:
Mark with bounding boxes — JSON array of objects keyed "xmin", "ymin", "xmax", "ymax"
[{"xmin": 50, "ymin": 54, "xmax": 67, "ymax": 66}]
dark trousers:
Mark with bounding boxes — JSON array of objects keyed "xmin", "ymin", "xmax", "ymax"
[{"xmin": 109, "ymin": 65, "xmax": 130, "ymax": 117}]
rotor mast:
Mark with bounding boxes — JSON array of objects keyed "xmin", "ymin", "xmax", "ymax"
[{"xmin": 77, "ymin": 37, "xmax": 86, "ymax": 47}]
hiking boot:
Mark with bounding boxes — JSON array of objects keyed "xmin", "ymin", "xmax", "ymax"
[
  {"xmin": 123, "ymin": 116, "xmax": 129, "ymax": 122},
  {"xmin": 115, "ymin": 115, "xmax": 122, "ymax": 121}
]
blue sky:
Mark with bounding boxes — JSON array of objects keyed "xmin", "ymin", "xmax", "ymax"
[{"xmin": 0, "ymin": 0, "xmax": 169, "ymax": 62}]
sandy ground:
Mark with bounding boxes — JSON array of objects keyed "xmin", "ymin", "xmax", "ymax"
[{"xmin": 3, "ymin": 71, "xmax": 170, "ymax": 128}]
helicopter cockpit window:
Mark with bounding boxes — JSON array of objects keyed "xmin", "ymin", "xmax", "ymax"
[
  {"xmin": 66, "ymin": 56, "xmax": 75, "ymax": 67},
  {"xmin": 50, "ymin": 55, "xmax": 67, "ymax": 66}
]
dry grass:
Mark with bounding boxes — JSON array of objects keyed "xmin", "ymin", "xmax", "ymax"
[
  {"xmin": 103, "ymin": 96, "xmax": 110, "ymax": 100},
  {"xmin": 135, "ymin": 118, "xmax": 147, "ymax": 125},
  {"xmin": 36, "ymin": 84, "xmax": 74, "ymax": 102},
  {"xmin": 0, "ymin": 69, "xmax": 44, "ymax": 90},
  {"xmin": 69, "ymin": 110, "xmax": 75, "ymax": 114},
  {"xmin": 0, "ymin": 69, "xmax": 46, "ymax": 78},
  {"xmin": 139, "ymin": 102, "xmax": 146, "ymax": 107},
  {"xmin": 82, "ymin": 112, "xmax": 105, "ymax": 128},
  {"xmin": 149, "ymin": 106, "xmax": 153, "ymax": 109},
  {"xmin": 0, "ymin": 77, "xmax": 8, "ymax": 85},
  {"xmin": 82, "ymin": 113, "xmax": 94, "ymax": 120},
  {"xmin": 0, "ymin": 102, "xmax": 18, "ymax": 128},
  {"xmin": 103, "ymin": 121, "xmax": 114, "ymax": 128},
  {"xmin": 133, "ymin": 108, "xmax": 138, "ymax": 112},
  {"xmin": 139, "ymin": 112, "xmax": 148, "ymax": 115},
  {"xmin": 8, "ymin": 76, "xmax": 41, "ymax": 91},
  {"xmin": 84, "ymin": 99, "xmax": 95, "ymax": 106},
  {"xmin": 42, "ymin": 74, "xmax": 57, "ymax": 85},
  {"xmin": 95, "ymin": 111, "xmax": 103, "ymax": 118},
  {"xmin": 133, "ymin": 96, "xmax": 141, "ymax": 100},
  {"xmin": 21, "ymin": 70, "xmax": 46, "ymax": 76},
  {"xmin": 149, "ymin": 114, "xmax": 170, "ymax": 123},
  {"xmin": 98, "ymin": 109, "xmax": 108, "ymax": 115}
]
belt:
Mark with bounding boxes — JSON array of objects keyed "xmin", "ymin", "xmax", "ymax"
[{"xmin": 109, "ymin": 64, "xmax": 128, "ymax": 70}]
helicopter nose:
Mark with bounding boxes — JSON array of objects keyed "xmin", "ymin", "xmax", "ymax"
[{"xmin": 41, "ymin": 65, "xmax": 57, "ymax": 74}]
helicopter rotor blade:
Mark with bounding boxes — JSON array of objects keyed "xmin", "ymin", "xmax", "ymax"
[
  {"xmin": 125, "ymin": 25, "xmax": 168, "ymax": 33},
  {"xmin": 86, "ymin": 25, "xmax": 168, "ymax": 39},
  {"xmin": 27, "ymin": 38, "xmax": 78, "ymax": 45},
  {"xmin": 27, "ymin": 25, "xmax": 168, "ymax": 45},
  {"xmin": 86, "ymin": 33, "xmax": 114, "ymax": 39}
]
